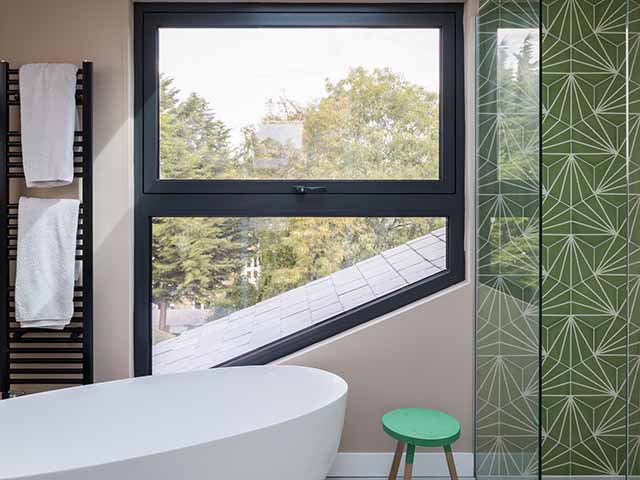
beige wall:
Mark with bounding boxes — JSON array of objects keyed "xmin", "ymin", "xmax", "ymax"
[
  {"xmin": 0, "ymin": 0, "xmax": 134, "ymax": 381},
  {"xmin": 280, "ymin": 283, "xmax": 474, "ymax": 452},
  {"xmin": 1, "ymin": 0, "xmax": 477, "ymax": 454}
]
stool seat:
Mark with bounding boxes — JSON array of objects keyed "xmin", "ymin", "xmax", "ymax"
[
  {"xmin": 382, "ymin": 408, "xmax": 460, "ymax": 480},
  {"xmin": 382, "ymin": 408, "xmax": 461, "ymax": 447}
]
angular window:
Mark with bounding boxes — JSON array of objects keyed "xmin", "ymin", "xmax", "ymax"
[{"xmin": 135, "ymin": 4, "xmax": 465, "ymax": 375}]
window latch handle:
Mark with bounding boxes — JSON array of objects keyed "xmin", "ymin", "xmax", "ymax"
[{"xmin": 293, "ymin": 186, "xmax": 327, "ymax": 194}]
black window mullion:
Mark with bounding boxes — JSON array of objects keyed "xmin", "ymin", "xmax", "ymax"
[
  {"xmin": 145, "ymin": 179, "xmax": 452, "ymax": 195},
  {"xmin": 439, "ymin": 13, "xmax": 457, "ymax": 191},
  {"xmin": 142, "ymin": 16, "xmax": 160, "ymax": 193},
  {"xmin": 135, "ymin": 193, "xmax": 462, "ymax": 218}
]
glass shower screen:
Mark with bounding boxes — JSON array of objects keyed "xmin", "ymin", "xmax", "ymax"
[{"xmin": 475, "ymin": 2, "xmax": 541, "ymax": 478}]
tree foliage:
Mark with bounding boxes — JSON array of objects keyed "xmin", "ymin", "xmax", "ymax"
[
  {"xmin": 154, "ymin": 76, "xmax": 247, "ymax": 328},
  {"xmin": 153, "ymin": 68, "xmax": 443, "ymax": 334},
  {"xmin": 484, "ymin": 34, "xmax": 540, "ymax": 292},
  {"xmin": 304, "ymin": 67, "xmax": 439, "ymax": 180},
  {"xmin": 160, "ymin": 75, "xmax": 239, "ymax": 179}
]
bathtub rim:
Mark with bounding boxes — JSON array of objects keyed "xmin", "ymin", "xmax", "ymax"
[{"xmin": 0, "ymin": 365, "xmax": 348, "ymax": 480}]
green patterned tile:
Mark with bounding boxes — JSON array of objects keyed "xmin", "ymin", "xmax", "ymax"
[
  {"xmin": 541, "ymin": 0, "xmax": 629, "ymax": 474},
  {"xmin": 477, "ymin": 0, "xmax": 640, "ymax": 476}
]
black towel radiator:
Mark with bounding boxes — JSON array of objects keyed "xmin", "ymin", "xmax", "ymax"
[{"xmin": 0, "ymin": 62, "xmax": 93, "ymax": 398}]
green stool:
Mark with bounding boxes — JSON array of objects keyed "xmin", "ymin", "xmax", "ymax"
[{"xmin": 382, "ymin": 408, "xmax": 460, "ymax": 480}]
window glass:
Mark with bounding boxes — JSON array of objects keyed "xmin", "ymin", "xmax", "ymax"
[
  {"xmin": 152, "ymin": 217, "xmax": 446, "ymax": 373},
  {"xmin": 158, "ymin": 28, "xmax": 440, "ymax": 180}
]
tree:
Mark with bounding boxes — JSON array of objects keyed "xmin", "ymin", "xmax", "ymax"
[
  {"xmin": 160, "ymin": 75, "xmax": 239, "ymax": 180},
  {"xmin": 495, "ymin": 34, "xmax": 539, "ymax": 181},
  {"xmin": 303, "ymin": 67, "xmax": 439, "ymax": 180},
  {"xmin": 153, "ymin": 77, "xmax": 246, "ymax": 331},
  {"xmin": 154, "ymin": 68, "xmax": 444, "ymax": 336},
  {"xmin": 483, "ymin": 34, "xmax": 540, "ymax": 295}
]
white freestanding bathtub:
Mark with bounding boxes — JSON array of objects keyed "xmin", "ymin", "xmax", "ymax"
[{"xmin": 0, "ymin": 365, "xmax": 347, "ymax": 480}]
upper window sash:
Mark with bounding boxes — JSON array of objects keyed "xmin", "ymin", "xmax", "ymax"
[{"xmin": 137, "ymin": 5, "xmax": 462, "ymax": 195}]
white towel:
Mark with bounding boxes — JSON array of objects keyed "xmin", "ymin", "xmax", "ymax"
[
  {"xmin": 19, "ymin": 63, "xmax": 79, "ymax": 188},
  {"xmin": 15, "ymin": 197, "xmax": 80, "ymax": 329}
]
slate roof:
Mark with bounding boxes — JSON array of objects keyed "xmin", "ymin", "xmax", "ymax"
[
  {"xmin": 151, "ymin": 308, "xmax": 212, "ymax": 334},
  {"xmin": 153, "ymin": 227, "xmax": 447, "ymax": 374}
]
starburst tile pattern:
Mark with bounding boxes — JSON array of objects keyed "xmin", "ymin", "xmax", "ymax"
[
  {"xmin": 628, "ymin": 0, "xmax": 640, "ymax": 476},
  {"xmin": 541, "ymin": 0, "xmax": 629, "ymax": 475},
  {"xmin": 476, "ymin": 1, "xmax": 541, "ymax": 477},
  {"xmin": 477, "ymin": 0, "xmax": 640, "ymax": 477}
]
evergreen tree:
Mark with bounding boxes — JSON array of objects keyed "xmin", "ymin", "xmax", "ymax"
[{"xmin": 153, "ymin": 77, "xmax": 246, "ymax": 331}]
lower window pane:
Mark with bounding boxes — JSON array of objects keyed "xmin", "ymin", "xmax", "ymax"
[{"xmin": 152, "ymin": 217, "xmax": 446, "ymax": 373}]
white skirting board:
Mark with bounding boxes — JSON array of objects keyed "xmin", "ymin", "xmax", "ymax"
[{"xmin": 328, "ymin": 452, "xmax": 474, "ymax": 477}]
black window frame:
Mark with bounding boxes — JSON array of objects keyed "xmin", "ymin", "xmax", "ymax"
[{"xmin": 134, "ymin": 2, "xmax": 465, "ymax": 376}]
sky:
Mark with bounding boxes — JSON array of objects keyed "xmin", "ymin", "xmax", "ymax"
[{"xmin": 159, "ymin": 28, "xmax": 440, "ymax": 146}]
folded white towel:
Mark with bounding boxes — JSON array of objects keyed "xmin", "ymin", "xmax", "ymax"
[
  {"xmin": 19, "ymin": 63, "xmax": 79, "ymax": 188},
  {"xmin": 15, "ymin": 197, "xmax": 80, "ymax": 329}
]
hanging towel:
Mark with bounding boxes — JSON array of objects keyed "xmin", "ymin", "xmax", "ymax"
[
  {"xmin": 15, "ymin": 197, "xmax": 80, "ymax": 329},
  {"xmin": 19, "ymin": 63, "xmax": 79, "ymax": 188}
]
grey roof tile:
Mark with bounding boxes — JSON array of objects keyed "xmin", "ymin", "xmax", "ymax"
[
  {"xmin": 219, "ymin": 332, "xmax": 251, "ymax": 350},
  {"xmin": 332, "ymin": 266, "xmax": 364, "ymax": 285},
  {"xmin": 414, "ymin": 241, "xmax": 447, "ymax": 261},
  {"xmin": 280, "ymin": 299, "xmax": 309, "ymax": 318},
  {"xmin": 309, "ymin": 293, "xmax": 340, "ymax": 312},
  {"xmin": 381, "ymin": 244, "xmax": 412, "ymax": 259},
  {"xmin": 398, "ymin": 262, "xmax": 441, "ymax": 284},
  {"xmin": 282, "ymin": 308, "xmax": 312, "ymax": 323},
  {"xmin": 221, "ymin": 343, "xmax": 253, "ymax": 360},
  {"xmin": 281, "ymin": 310, "xmax": 312, "ymax": 335},
  {"xmin": 386, "ymin": 249, "xmax": 425, "ymax": 271},
  {"xmin": 357, "ymin": 255, "xmax": 387, "ymax": 268},
  {"xmin": 250, "ymin": 327, "xmax": 282, "ymax": 347},
  {"xmin": 432, "ymin": 227, "xmax": 447, "ymax": 238},
  {"xmin": 154, "ymin": 347, "xmax": 195, "ymax": 368},
  {"xmin": 306, "ymin": 284, "xmax": 336, "ymax": 302},
  {"xmin": 223, "ymin": 321, "xmax": 253, "ymax": 341},
  {"xmin": 429, "ymin": 256, "xmax": 446, "ymax": 269},
  {"xmin": 311, "ymin": 301, "xmax": 343, "ymax": 323},
  {"xmin": 279, "ymin": 286, "xmax": 307, "ymax": 304},
  {"xmin": 252, "ymin": 315, "xmax": 281, "ymax": 333},
  {"xmin": 369, "ymin": 273, "xmax": 407, "ymax": 296},
  {"xmin": 339, "ymin": 285, "xmax": 375, "ymax": 310},
  {"xmin": 253, "ymin": 298, "xmax": 281, "ymax": 315},
  {"xmin": 358, "ymin": 261, "xmax": 395, "ymax": 281},
  {"xmin": 306, "ymin": 277, "xmax": 333, "ymax": 290},
  {"xmin": 408, "ymin": 233, "xmax": 442, "ymax": 249},
  {"xmin": 253, "ymin": 309, "xmax": 282, "ymax": 324},
  {"xmin": 153, "ymin": 339, "xmax": 179, "ymax": 355},
  {"xmin": 153, "ymin": 231, "xmax": 447, "ymax": 374},
  {"xmin": 229, "ymin": 306, "xmax": 256, "ymax": 321},
  {"xmin": 335, "ymin": 277, "xmax": 368, "ymax": 295}
]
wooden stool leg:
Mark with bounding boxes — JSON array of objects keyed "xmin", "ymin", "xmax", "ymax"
[
  {"xmin": 404, "ymin": 462, "xmax": 413, "ymax": 480},
  {"xmin": 404, "ymin": 444, "xmax": 415, "ymax": 480},
  {"xmin": 388, "ymin": 440, "xmax": 405, "ymax": 480},
  {"xmin": 444, "ymin": 444, "xmax": 458, "ymax": 480}
]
